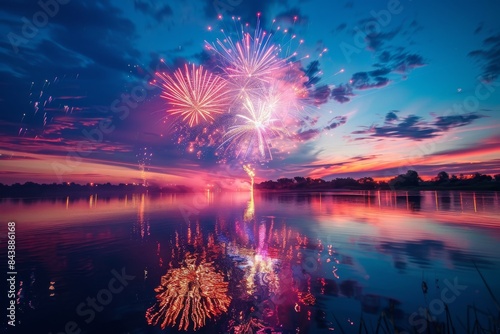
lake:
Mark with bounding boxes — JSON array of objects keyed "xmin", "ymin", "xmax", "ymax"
[{"xmin": 1, "ymin": 190, "xmax": 499, "ymax": 333}]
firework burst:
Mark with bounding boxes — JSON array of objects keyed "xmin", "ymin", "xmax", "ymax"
[
  {"xmin": 220, "ymin": 96, "xmax": 287, "ymax": 160},
  {"xmin": 146, "ymin": 253, "xmax": 231, "ymax": 331},
  {"xmin": 206, "ymin": 19, "xmax": 292, "ymax": 87},
  {"xmin": 157, "ymin": 15, "xmax": 329, "ymax": 163},
  {"xmin": 155, "ymin": 64, "xmax": 230, "ymax": 127}
]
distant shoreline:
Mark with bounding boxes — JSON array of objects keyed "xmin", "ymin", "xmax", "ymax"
[{"xmin": 1, "ymin": 186, "xmax": 498, "ymax": 200}]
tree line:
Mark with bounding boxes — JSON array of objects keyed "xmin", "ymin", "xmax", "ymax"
[
  {"xmin": 255, "ymin": 171, "xmax": 500, "ymax": 191},
  {"xmin": 0, "ymin": 182, "xmax": 192, "ymax": 198}
]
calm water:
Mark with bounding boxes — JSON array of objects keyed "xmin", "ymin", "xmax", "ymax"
[{"xmin": 1, "ymin": 191, "xmax": 499, "ymax": 333}]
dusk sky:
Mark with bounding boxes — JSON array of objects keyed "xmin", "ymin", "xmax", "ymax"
[{"xmin": 1, "ymin": 0, "xmax": 499, "ymax": 188}]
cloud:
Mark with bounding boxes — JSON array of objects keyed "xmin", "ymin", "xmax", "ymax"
[
  {"xmin": 324, "ymin": 116, "xmax": 347, "ymax": 130},
  {"xmin": 350, "ymin": 71, "xmax": 390, "ymax": 90},
  {"xmin": 134, "ymin": 0, "xmax": 173, "ymax": 22},
  {"xmin": 274, "ymin": 7, "xmax": 308, "ymax": 25},
  {"xmin": 295, "ymin": 129, "xmax": 320, "ymax": 141},
  {"xmin": 331, "ymin": 84, "xmax": 354, "ymax": 103},
  {"xmin": 369, "ymin": 67, "xmax": 391, "ymax": 77},
  {"xmin": 385, "ymin": 110, "xmax": 399, "ymax": 122},
  {"xmin": 468, "ymin": 33, "xmax": 500, "ymax": 82},
  {"xmin": 309, "ymin": 84, "xmax": 331, "ymax": 105},
  {"xmin": 335, "ymin": 23, "xmax": 347, "ymax": 32},
  {"xmin": 329, "ymin": 43, "xmax": 425, "ymax": 104},
  {"xmin": 433, "ymin": 113, "xmax": 485, "ymax": 131},
  {"xmin": 425, "ymin": 134, "xmax": 500, "ymax": 159},
  {"xmin": 303, "ymin": 60, "xmax": 322, "ymax": 88},
  {"xmin": 375, "ymin": 50, "xmax": 426, "ymax": 74},
  {"xmin": 353, "ymin": 111, "xmax": 486, "ymax": 141},
  {"xmin": 300, "ymin": 155, "xmax": 377, "ymax": 171},
  {"xmin": 474, "ymin": 22, "xmax": 484, "ymax": 35},
  {"xmin": 364, "ymin": 27, "xmax": 400, "ymax": 52},
  {"xmin": 293, "ymin": 115, "xmax": 348, "ymax": 143}
]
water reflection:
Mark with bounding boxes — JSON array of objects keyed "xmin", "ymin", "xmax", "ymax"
[
  {"xmin": 146, "ymin": 252, "xmax": 231, "ymax": 331},
  {"xmin": 1, "ymin": 191, "xmax": 499, "ymax": 333}
]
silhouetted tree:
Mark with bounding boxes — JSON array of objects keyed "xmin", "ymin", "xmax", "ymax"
[
  {"xmin": 357, "ymin": 177, "xmax": 376, "ymax": 189},
  {"xmin": 294, "ymin": 176, "xmax": 306, "ymax": 184},
  {"xmin": 471, "ymin": 172, "xmax": 492, "ymax": 182},
  {"xmin": 436, "ymin": 171, "xmax": 450, "ymax": 184},
  {"xmin": 389, "ymin": 170, "xmax": 422, "ymax": 189}
]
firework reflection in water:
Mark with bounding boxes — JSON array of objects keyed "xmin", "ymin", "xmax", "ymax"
[{"xmin": 145, "ymin": 252, "xmax": 231, "ymax": 331}]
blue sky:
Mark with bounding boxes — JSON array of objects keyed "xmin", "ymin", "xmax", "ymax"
[{"xmin": 0, "ymin": 0, "xmax": 499, "ymax": 187}]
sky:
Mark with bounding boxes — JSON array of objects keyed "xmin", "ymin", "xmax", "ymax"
[{"xmin": 0, "ymin": 0, "xmax": 499, "ymax": 188}]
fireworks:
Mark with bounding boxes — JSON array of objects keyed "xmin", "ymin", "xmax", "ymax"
[
  {"xmin": 157, "ymin": 15, "xmax": 327, "ymax": 163},
  {"xmin": 206, "ymin": 19, "xmax": 293, "ymax": 90},
  {"xmin": 146, "ymin": 253, "xmax": 231, "ymax": 331},
  {"xmin": 155, "ymin": 64, "xmax": 230, "ymax": 127},
  {"xmin": 220, "ymin": 96, "xmax": 287, "ymax": 160}
]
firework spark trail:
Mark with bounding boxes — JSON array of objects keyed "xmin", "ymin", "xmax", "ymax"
[{"xmin": 154, "ymin": 64, "xmax": 230, "ymax": 127}]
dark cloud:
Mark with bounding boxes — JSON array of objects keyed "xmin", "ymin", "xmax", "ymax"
[
  {"xmin": 328, "ymin": 52, "xmax": 423, "ymax": 103},
  {"xmin": 433, "ymin": 113, "xmax": 485, "ymax": 130},
  {"xmin": 331, "ymin": 84, "xmax": 354, "ymax": 103},
  {"xmin": 330, "ymin": 18, "xmax": 425, "ymax": 104},
  {"xmin": 295, "ymin": 129, "xmax": 320, "ymax": 141},
  {"xmin": 468, "ymin": 33, "xmax": 500, "ymax": 82},
  {"xmin": 309, "ymin": 84, "xmax": 331, "ymax": 105},
  {"xmin": 353, "ymin": 113, "xmax": 438, "ymax": 140},
  {"xmin": 474, "ymin": 22, "xmax": 484, "ymax": 35},
  {"xmin": 369, "ymin": 67, "xmax": 391, "ymax": 77},
  {"xmin": 300, "ymin": 155, "xmax": 376, "ymax": 170},
  {"xmin": 134, "ymin": 0, "xmax": 173, "ymax": 22},
  {"xmin": 274, "ymin": 7, "xmax": 308, "ymax": 25},
  {"xmin": 324, "ymin": 116, "xmax": 347, "ymax": 130},
  {"xmin": 303, "ymin": 60, "xmax": 322, "ymax": 88},
  {"xmin": 385, "ymin": 110, "xmax": 399, "ymax": 122},
  {"xmin": 365, "ymin": 28, "xmax": 400, "ymax": 52},
  {"xmin": 335, "ymin": 23, "xmax": 347, "ymax": 32},
  {"xmin": 353, "ymin": 111, "xmax": 485, "ymax": 141},
  {"xmin": 293, "ymin": 116, "xmax": 348, "ymax": 143},
  {"xmin": 375, "ymin": 50, "xmax": 426, "ymax": 74},
  {"xmin": 350, "ymin": 72, "xmax": 389, "ymax": 90}
]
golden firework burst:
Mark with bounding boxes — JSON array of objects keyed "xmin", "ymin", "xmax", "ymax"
[{"xmin": 146, "ymin": 253, "xmax": 231, "ymax": 331}]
